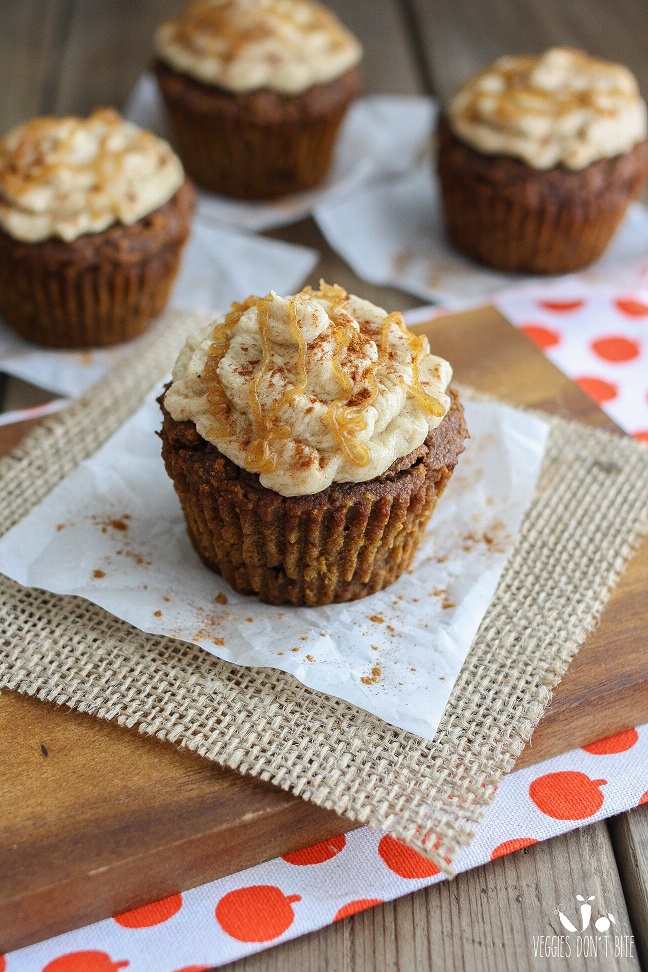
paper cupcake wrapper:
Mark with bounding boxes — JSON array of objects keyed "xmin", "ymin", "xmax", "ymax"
[
  {"xmin": 435, "ymin": 123, "xmax": 648, "ymax": 275},
  {"xmin": 159, "ymin": 396, "xmax": 467, "ymax": 606},
  {"xmin": 0, "ymin": 244, "xmax": 184, "ymax": 348},
  {"xmin": 437, "ymin": 167, "xmax": 634, "ymax": 275},
  {"xmin": 0, "ymin": 184, "xmax": 195, "ymax": 349},
  {"xmin": 155, "ymin": 66, "xmax": 357, "ymax": 200}
]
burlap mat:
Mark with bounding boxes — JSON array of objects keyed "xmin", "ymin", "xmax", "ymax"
[{"xmin": 1, "ymin": 309, "xmax": 647, "ymax": 874}]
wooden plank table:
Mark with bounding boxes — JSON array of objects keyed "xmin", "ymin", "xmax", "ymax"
[{"xmin": 1, "ymin": 0, "xmax": 647, "ymax": 968}]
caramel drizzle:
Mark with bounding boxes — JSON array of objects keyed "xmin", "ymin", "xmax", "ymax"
[
  {"xmin": 204, "ymin": 293, "xmax": 308, "ymax": 475},
  {"xmin": 171, "ymin": 0, "xmax": 350, "ymax": 63},
  {"xmin": 460, "ymin": 54, "xmax": 635, "ymax": 128},
  {"xmin": 1, "ymin": 110, "xmax": 170, "ymax": 221},
  {"xmin": 241, "ymin": 294, "xmax": 301, "ymax": 472},
  {"xmin": 246, "ymin": 295, "xmax": 309, "ymax": 472},
  {"xmin": 326, "ymin": 302, "xmax": 445, "ymax": 467},
  {"xmin": 203, "ymin": 283, "xmax": 445, "ymax": 478},
  {"xmin": 204, "ymin": 296, "xmax": 258, "ymax": 438},
  {"xmin": 393, "ymin": 314, "xmax": 446, "ymax": 419}
]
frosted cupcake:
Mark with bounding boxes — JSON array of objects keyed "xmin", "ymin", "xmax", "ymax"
[
  {"xmin": 159, "ymin": 283, "xmax": 468, "ymax": 606},
  {"xmin": 437, "ymin": 48, "xmax": 648, "ymax": 273},
  {"xmin": 154, "ymin": 0, "xmax": 362, "ymax": 199},
  {"xmin": 0, "ymin": 108, "xmax": 195, "ymax": 348}
]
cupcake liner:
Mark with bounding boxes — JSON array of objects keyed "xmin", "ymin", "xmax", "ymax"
[
  {"xmin": 437, "ymin": 170, "xmax": 629, "ymax": 274},
  {"xmin": 0, "ymin": 181, "xmax": 195, "ymax": 349},
  {"xmin": 159, "ymin": 391, "xmax": 467, "ymax": 606},
  {"xmin": 436, "ymin": 122, "xmax": 648, "ymax": 274},
  {"xmin": 155, "ymin": 64, "xmax": 360, "ymax": 200}
]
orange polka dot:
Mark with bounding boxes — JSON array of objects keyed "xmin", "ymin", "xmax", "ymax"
[
  {"xmin": 171, "ymin": 967, "xmax": 212, "ymax": 971},
  {"xmin": 114, "ymin": 893, "xmax": 182, "ymax": 928},
  {"xmin": 216, "ymin": 885, "xmax": 300, "ymax": 942},
  {"xmin": 591, "ymin": 336, "xmax": 640, "ymax": 363},
  {"xmin": 582, "ymin": 728, "xmax": 639, "ymax": 755},
  {"xmin": 43, "ymin": 953, "xmax": 129, "ymax": 972},
  {"xmin": 639, "ymin": 790, "xmax": 648, "ymax": 806},
  {"xmin": 490, "ymin": 838, "xmax": 538, "ymax": 860},
  {"xmin": 634, "ymin": 430, "xmax": 648, "ymax": 445},
  {"xmin": 378, "ymin": 834, "xmax": 441, "ymax": 879},
  {"xmin": 283, "ymin": 834, "xmax": 346, "ymax": 865},
  {"xmin": 538, "ymin": 299, "xmax": 584, "ymax": 313},
  {"xmin": 519, "ymin": 324, "xmax": 561, "ymax": 350},
  {"xmin": 530, "ymin": 771, "xmax": 606, "ymax": 820},
  {"xmin": 334, "ymin": 899, "xmax": 383, "ymax": 921},
  {"xmin": 614, "ymin": 297, "xmax": 648, "ymax": 317},
  {"xmin": 574, "ymin": 376, "xmax": 618, "ymax": 404}
]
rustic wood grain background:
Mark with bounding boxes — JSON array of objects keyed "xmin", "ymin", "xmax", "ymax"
[{"xmin": 1, "ymin": 1, "xmax": 647, "ymax": 969}]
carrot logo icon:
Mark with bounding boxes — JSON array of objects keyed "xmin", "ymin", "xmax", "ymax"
[{"xmin": 556, "ymin": 894, "xmax": 616, "ymax": 933}]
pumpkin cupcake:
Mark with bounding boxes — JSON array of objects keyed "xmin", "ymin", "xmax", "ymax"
[
  {"xmin": 0, "ymin": 108, "xmax": 195, "ymax": 348},
  {"xmin": 160, "ymin": 283, "xmax": 468, "ymax": 606},
  {"xmin": 154, "ymin": 0, "xmax": 362, "ymax": 200},
  {"xmin": 437, "ymin": 48, "xmax": 648, "ymax": 274}
]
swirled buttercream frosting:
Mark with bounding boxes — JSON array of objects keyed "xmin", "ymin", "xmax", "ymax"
[
  {"xmin": 0, "ymin": 108, "xmax": 185, "ymax": 243},
  {"xmin": 164, "ymin": 283, "xmax": 453, "ymax": 497},
  {"xmin": 155, "ymin": 0, "xmax": 362, "ymax": 96},
  {"xmin": 449, "ymin": 47, "xmax": 648, "ymax": 170}
]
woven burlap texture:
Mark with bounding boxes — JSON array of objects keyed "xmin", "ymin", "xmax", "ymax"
[{"xmin": 1, "ymin": 309, "xmax": 647, "ymax": 874}]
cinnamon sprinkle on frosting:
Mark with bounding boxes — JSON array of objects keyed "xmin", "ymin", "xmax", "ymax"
[
  {"xmin": 0, "ymin": 108, "xmax": 184, "ymax": 242},
  {"xmin": 164, "ymin": 283, "xmax": 452, "ymax": 496},
  {"xmin": 155, "ymin": 0, "xmax": 362, "ymax": 96},
  {"xmin": 450, "ymin": 47, "xmax": 647, "ymax": 170}
]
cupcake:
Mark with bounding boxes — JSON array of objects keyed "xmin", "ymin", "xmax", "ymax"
[
  {"xmin": 0, "ymin": 108, "xmax": 196, "ymax": 348},
  {"xmin": 436, "ymin": 48, "xmax": 648, "ymax": 274},
  {"xmin": 160, "ymin": 282, "xmax": 468, "ymax": 606},
  {"xmin": 153, "ymin": 0, "xmax": 362, "ymax": 200}
]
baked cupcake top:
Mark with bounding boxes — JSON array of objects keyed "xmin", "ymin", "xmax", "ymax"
[
  {"xmin": 449, "ymin": 47, "xmax": 648, "ymax": 170},
  {"xmin": 154, "ymin": 0, "xmax": 362, "ymax": 96},
  {"xmin": 164, "ymin": 283, "xmax": 452, "ymax": 497},
  {"xmin": 0, "ymin": 108, "xmax": 185, "ymax": 243}
]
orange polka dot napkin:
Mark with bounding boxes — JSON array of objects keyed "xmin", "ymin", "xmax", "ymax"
[
  {"xmin": 405, "ymin": 263, "xmax": 648, "ymax": 443},
  {"xmin": 494, "ymin": 264, "xmax": 648, "ymax": 442},
  {"xmin": 5, "ymin": 724, "xmax": 647, "ymax": 971}
]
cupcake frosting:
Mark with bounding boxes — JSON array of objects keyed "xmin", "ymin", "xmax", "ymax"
[
  {"xmin": 164, "ymin": 283, "xmax": 452, "ymax": 497},
  {"xmin": 449, "ymin": 47, "xmax": 648, "ymax": 170},
  {"xmin": 0, "ymin": 108, "xmax": 185, "ymax": 243},
  {"xmin": 155, "ymin": 0, "xmax": 362, "ymax": 96}
]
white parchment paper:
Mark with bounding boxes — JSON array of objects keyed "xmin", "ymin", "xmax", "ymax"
[
  {"xmin": 0, "ymin": 215, "xmax": 318, "ymax": 409},
  {"xmin": 0, "ymin": 392, "xmax": 548, "ymax": 740},
  {"xmin": 124, "ymin": 75, "xmax": 437, "ymax": 232},
  {"xmin": 315, "ymin": 158, "xmax": 648, "ymax": 309}
]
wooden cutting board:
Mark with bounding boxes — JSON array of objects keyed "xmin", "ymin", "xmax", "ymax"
[{"xmin": 1, "ymin": 306, "xmax": 647, "ymax": 952}]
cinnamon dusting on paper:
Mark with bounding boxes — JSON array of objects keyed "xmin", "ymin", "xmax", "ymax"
[
  {"xmin": 461, "ymin": 520, "xmax": 508, "ymax": 553},
  {"xmin": 361, "ymin": 664, "xmax": 383, "ymax": 685},
  {"xmin": 92, "ymin": 514, "xmax": 131, "ymax": 534}
]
